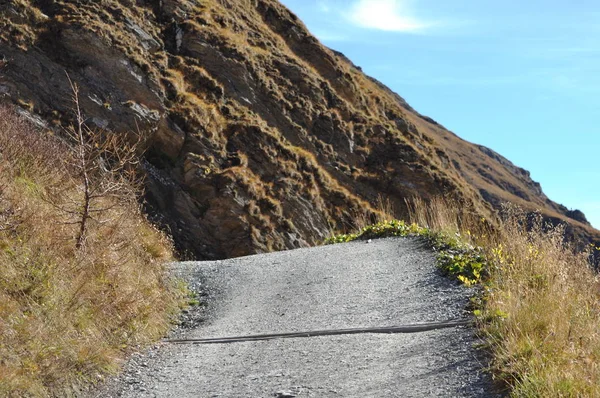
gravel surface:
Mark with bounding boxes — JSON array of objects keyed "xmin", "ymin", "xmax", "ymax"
[{"xmin": 92, "ymin": 237, "xmax": 502, "ymax": 397}]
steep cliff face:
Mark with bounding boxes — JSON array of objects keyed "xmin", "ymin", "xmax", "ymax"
[{"xmin": 1, "ymin": 0, "xmax": 597, "ymax": 258}]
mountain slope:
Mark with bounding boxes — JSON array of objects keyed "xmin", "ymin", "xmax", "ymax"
[{"xmin": 0, "ymin": 0, "xmax": 597, "ymax": 258}]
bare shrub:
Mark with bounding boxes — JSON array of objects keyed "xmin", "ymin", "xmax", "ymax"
[{"xmin": 50, "ymin": 78, "xmax": 145, "ymax": 250}]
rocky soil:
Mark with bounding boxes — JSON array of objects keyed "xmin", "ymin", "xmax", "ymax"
[{"xmin": 91, "ymin": 237, "xmax": 504, "ymax": 397}]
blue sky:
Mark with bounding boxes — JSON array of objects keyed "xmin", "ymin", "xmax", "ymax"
[{"xmin": 279, "ymin": 0, "xmax": 600, "ymax": 228}]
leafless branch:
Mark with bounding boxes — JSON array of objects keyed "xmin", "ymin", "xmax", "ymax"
[{"xmin": 57, "ymin": 72, "xmax": 145, "ymax": 251}]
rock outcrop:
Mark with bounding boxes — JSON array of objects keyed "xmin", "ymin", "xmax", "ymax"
[{"xmin": 1, "ymin": 0, "xmax": 597, "ymax": 258}]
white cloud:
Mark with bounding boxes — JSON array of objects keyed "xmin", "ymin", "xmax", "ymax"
[{"xmin": 347, "ymin": 0, "xmax": 433, "ymax": 33}]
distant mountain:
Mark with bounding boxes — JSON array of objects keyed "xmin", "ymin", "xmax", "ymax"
[{"xmin": 1, "ymin": 0, "xmax": 597, "ymax": 258}]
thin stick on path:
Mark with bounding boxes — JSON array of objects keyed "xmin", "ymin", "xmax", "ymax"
[{"xmin": 166, "ymin": 319, "xmax": 472, "ymax": 345}]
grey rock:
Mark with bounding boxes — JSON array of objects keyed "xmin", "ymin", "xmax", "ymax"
[{"xmin": 124, "ymin": 19, "xmax": 161, "ymax": 53}]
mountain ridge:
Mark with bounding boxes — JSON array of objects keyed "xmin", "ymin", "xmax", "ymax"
[{"xmin": 0, "ymin": 0, "xmax": 597, "ymax": 258}]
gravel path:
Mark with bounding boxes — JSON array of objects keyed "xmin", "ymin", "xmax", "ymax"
[{"xmin": 93, "ymin": 237, "xmax": 501, "ymax": 397}]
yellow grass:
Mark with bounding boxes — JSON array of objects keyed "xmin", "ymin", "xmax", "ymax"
[
  {"xmin": 0, "ymin": 106, "xmax": 183, "ymax": 397},
  {"xmin": 351, "ymin": 194, "xmax": 396, "ymax": 231},
  {"xmin": 407, "ymin": 197, "xmax": 600, "ymax": 397}
]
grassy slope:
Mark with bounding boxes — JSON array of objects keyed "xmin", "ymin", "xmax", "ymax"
[
  {"xmin": 327, "ymin": 197, "xmax": 600, "ymax": 397},
  {"xmin": 0, "ymin": 107, "xmax": 183, "ymax": 397}
]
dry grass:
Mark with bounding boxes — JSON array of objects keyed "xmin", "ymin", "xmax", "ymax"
[
  {"xmin": 406, "ymin": 196, "xmax": 496, "ymax": 243},
  {"xmin": 351, "ymin": 194, "xmax": 396, "ymax": 231},
  {"xmin": 407, "ymin": 197, "xmax": 600, "ymax": 397},
  {"xmin": 0, "ymin": 106, "xmax": 182, "ymax": 397},
  {"xmin": 484, "ymin": 207, "xmax": 600, "ymax": 397}
]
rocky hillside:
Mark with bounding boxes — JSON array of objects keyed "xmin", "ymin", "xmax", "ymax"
[{"xmin": 1, "ymin": 0, "xmax": 597, "ymax": 259}]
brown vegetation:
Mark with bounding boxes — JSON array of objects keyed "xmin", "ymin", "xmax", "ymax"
[
  {"xmin": 407, "ymin": 197, "xmax": 600, "ymax": 397},
  {"xmin": 0, "ymin": 106, "xmax": 182, "ymax": 397}
]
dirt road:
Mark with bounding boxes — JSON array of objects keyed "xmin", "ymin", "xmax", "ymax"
[{"xmin": 95, "ymin": 237, "xmax": 499, "ymax": 397}]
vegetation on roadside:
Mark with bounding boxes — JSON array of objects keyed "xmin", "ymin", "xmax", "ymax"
[
  {"xmin": 480, "ymin": 209, "xmax": 600, "ymax": 397},
  {"xmin": 325, "ymin": 200, "xmax": 488, "ymax": 287},
  {"xmin": 0, "ymin": 105, "xmax": 183, "ymax": 397},
  {"xmin": 327, "ymin": 196, "xmax": 600, "ymax": 397}
]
